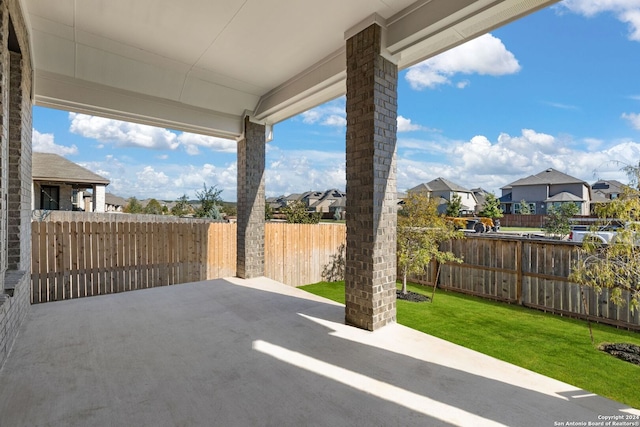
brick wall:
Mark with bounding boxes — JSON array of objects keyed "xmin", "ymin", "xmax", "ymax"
[
  {"xmin": 0, "ymin": 0, "xmax": 33, "ymax": 369},
  {"xmin": 236, "ymin": 117, "xmax": 265, "ymax": 279},
  {"xmin": 344, "ymin": 24, "xmax": 398, "ymax": 331}
]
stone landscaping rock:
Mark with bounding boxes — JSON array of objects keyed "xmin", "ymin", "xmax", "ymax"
[
  {"xmin": 396, "ymin": 290, "xmax": 431, "ymax": 303},
  {"xmin": 599, "ymin": 343, "xmax": 640, "ymax": 366}
]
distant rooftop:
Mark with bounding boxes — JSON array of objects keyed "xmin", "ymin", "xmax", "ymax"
[
  {"xmin": 504, "ymin": 168, "xmax": 586, "ymax": 188},
  {"xmin": 33, "ymin": 152, "xmax": 110, "ymax": 186}
]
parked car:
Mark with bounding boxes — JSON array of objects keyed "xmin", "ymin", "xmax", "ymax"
[{"xmin": 568, "ymin": 223, "xmax": 621, "ymax": 244}]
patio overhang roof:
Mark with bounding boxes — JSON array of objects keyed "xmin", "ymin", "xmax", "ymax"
[{"xmin": 22, "ymin": 0, "xmax": 559, "ymax": 139}]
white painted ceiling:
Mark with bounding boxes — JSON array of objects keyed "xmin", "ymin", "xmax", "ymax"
[{"xmin": 22, "ymin": 0, "xmax": 558, "ymax": 139}]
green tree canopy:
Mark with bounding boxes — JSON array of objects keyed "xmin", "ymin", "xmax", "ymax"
[
  {"xmin": 124, "ymin": 197, "xmax": 144, "ymax": 214},
  {"xmin": 265, "ymin": 202, "xmax": 274, "ymax": 221},
  {"xmin": 144, "ymin": 198, "xmax": 163, "ymax": 215},
  {"xmin": 519, "ymin": 199, "xmax": 532, "ymax": 215},
  {"xmin": 445, "ymin": 194, "xmax": 462, "ymax": 217},
  {"xmin": 194, "ymin": 183, "xmax": 224, "ymax": 219},
  {"xmin": 282, "ymin": 200, "xmax": 320, "ymax": 224},
  {"xmin": 570, "ymin": 164, "xmax": 640, "ymax": 316},
  {"xmin": 171, "ymin": 194, "xmax": 191, "ymax": 217},
  {"xmin": 397, "ymin": 192, "xmax": 463, "ymax": 295},
  {"xmin": 544, "ymin": 203, "xmax": 579, "ymax": 239},
  {"xmin": 478, "ymin": 193, "xmax": 503, "ymax": 219}
]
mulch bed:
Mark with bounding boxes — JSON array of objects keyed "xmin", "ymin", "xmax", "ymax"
[
  {"xmin": 396, "ymin": 290, "xmax": 431, "ymax": 303},
  {"xmin": 599, "ymin": 343, "xmax": 640, "ymax": 366}
]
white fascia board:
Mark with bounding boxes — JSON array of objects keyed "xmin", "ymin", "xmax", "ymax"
[
  {"xmin": 253, "ymin": 48, "xmax": 346, "ymax": 124},
  {"xmin": 35, "ymin": 70, "xmax": 243, "ymax": 139}
]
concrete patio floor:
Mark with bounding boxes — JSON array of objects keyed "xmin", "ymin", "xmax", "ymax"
[{"xmin": 0, "ymin": 277, "xmax": 638, "ymax": 426}]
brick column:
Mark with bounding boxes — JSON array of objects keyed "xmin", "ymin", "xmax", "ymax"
[
  {"xmin": 237, "ymin": 116, "xmax": 265, "ymax": 279},
  {"xmin": 345, "ymin": 23, "xmax": 398, "ymax": 331}
]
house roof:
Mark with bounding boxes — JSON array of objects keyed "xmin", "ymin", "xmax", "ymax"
[
  {"xmin": 406, "ymin": 183, "xmax": 432, "ymax": 193},
  {"xmin": 425, "ymin": 177, "xmax": 470, "ymax": 193},
  {"xmin": 23, "ymin": 1, "xmax": 556, "ymax": 139},
  {"xmin": 105, "ymin": 193, "xmax": 128, "ymax": 207},
  {"xmin": 545, "ymin": 192, "xmax": 583, "ymax": 203},
  {"xmin": 591, "ymin": 191, "xmax": 611, "ymax": 203},
  {"xmin": 592, "ymin": 179, "xmax": 626, "ymax": 194},
  {"xmin": 32, "ymin": 153, "xmax": 110, "ymax": 186},
  {"xmin": 504, "ymin": 168, "xmax": 586, "ymax": 188}
]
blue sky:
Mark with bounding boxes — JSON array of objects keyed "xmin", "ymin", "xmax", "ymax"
[{"xmin": 33, "ymin": 1, "xmax": 640, "ymax": 202}]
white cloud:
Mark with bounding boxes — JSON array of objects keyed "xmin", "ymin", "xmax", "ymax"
[
  {"xmin": 300, "ymin": 98, "xmax": 346, "ymax": 128},
  {"xmin": 32, "ymin": 129, "xmax": 78, "ymax": 155},
  {"xmin": 558, "ymin": 1, "xmax": 640, "ymax": 41},
  {"xmin": 176, "ymin": 133, "xmax": 236, "ymax": 155},
  {"xmin": 68, "ymin": 113, "xmax": 238, "ymax": 155},
  {"xmin": 397, "ymin": 129, "xmax": 639, "ymax": 193},
  {"xmin": 622, "ymin": 112, "xmax": 640, "ymax": 129},
  {"xmin": 405, "ymin": 34, "xmax": 521, "ymax": 90},
  {"xmin": 397, "ymin": 116, "xmax": 423, "ymax": 132},
  {"xmin": 69, "ymin": 113, "xmax": 179, "ymax": 150},
  {"xmin": 265, "ymin": 147, "xmax": 345, "ymax": 196}
]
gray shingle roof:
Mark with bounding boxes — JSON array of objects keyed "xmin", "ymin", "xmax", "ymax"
[
  {"xmin": 425, "ymin": 177, "xmax": 470, "ymax": 192},
  {"xmin": 506, "ymin": 168, "xmax": 585, "ymax": 187},
  {"xmin": 545, "ymin": 192, "xmax": 583, "ymax": 202},
  {"xmin": 406, "ymin": 183, "xmax": 432, "ymax": 193},
  {"xmin": 592, "ymin": 179, "xmax": 626, "ymax": 194},
  {"xmin": 33, "ymin": 152, "xmax": 110, "ymax": 185}
]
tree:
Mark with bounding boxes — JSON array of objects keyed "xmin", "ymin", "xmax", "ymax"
[
  {"xmin": 518, "ymin": 199, "xmax": 532, "ymax": 215},
  {"xmin": 544, "ymin": 203, "xmax": 579, "ymax": 239},
  {"xmin": 194, "ymin": 183, "xmax": 224, "ymax": 219},
  {"xmin": 171, "ymin": 194, "xmax": 191, "ymax": 217},
  {"xmin": 222, "ymin": 203, "xmax": 237, "ymax": 217},
  {"xmin": 124, "ymin": 197, "xmax": 144, "ymax": 214},
  {"xmin": 397, "ymin": 192, "xmax": 463, "ymax": 297},
  {"xmin": 445, "ymin": 194, "xmax": 462, "ymax": 217},
  {"xmin": 478, "ymin": 193, "xmax": 503, "ymax": 219},
  {"xmin": 265, "ymin": 202, "xmax": 274, "ymax": 221},
  {"xmin": 570, "ymin": 164, "xmax": 640, "ymax": 341},
  {"xmin": 144, "ymin": 198, "xmax": 163, "ymax": 215},
  {"xmin": 282, "ymin": 201, "xmax": 321, "ymax": 224}
]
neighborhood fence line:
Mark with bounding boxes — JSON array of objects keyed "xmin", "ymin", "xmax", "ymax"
[
  {"xmin": 30, "ymin": 216, "xmax": 346, "ymax": 303},
  {"xmin": 31, "ymin": 220, "xmax": 236, "ymax": 303},
  {"xmin": 30, "ymin": 214, "xmax": 640, "ymax": 330},
  {"xmin": 412, "ymin": 235, "xmax": 640, "ymax": 331}
]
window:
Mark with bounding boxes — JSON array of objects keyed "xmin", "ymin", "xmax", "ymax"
[
  {"xmin": 41, "ymin": 186, "xmax": 60, "ymax": 210},
  {"xmin": 514, "ymin": 203, "xmax": 536, "ymax": 214}
]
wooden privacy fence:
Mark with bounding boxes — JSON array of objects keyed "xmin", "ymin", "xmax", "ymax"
[
  {"xmin": 265, "ymin": 223, "xmax": 346, "ymax": 286},
  {"xmin": 31, "ymin": 221, "xmax": 236, "ymax": 304},
  {"xmin": 31, "ymin": 216, "xmax": 346, "ymax": 304},
  {"xmin": 30, "ymin": 213, "xmax": 640, "ymax": 330},
  {"xmin": 413, "ymin": 235, "xmax": 640, "ymax": 331}
]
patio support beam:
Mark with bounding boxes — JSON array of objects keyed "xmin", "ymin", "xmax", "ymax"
[
  {"xmin": 344, "ymin": 23, "xmax": 398, "ymax": 331},
  {"xmin": 236, "ymin": 116, "xmax": 265, "ymax": 279}
]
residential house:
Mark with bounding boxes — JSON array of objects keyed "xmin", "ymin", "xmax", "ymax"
[
  {"xmin": 269, "ymin": 189, "xmax": 347, "ymax": 217},
  {"xmin": 592, "ymin": 179, "xmax": 626, "ymax": 201},
  {"xmin": 470, "ymin": 188, "xmax": 492, "ymax": 214},
  {"xmin": 307, "ymin": 189, "xmax": 346, "ymax": 214},
  {"xmin": 32, "ymin": 153, "xmax": 110, "ymax": 212},
  {"xmin": 500, "ymin": 168, "xmax": 591, "ymax": 215},
  {"xmin": 105, "ymin": 193, "xmax": 128, "ymax": 213},
  {"xmin": 590, "ymin": 179, "xmax": 628, "ymax": 214},
  {"xmin": 407, "ymin": 178, "xmax": 477, "ymax": 215}
]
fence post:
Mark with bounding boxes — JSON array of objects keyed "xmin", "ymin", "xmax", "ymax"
[{"xmin": 516, "ymin": 239, "xmax": 523, "ymax": 305}]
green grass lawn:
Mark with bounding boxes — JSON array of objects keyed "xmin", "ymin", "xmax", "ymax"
[
  {"xmin": 300, "ymin": 281, "xmax": 640, "ymax": 409},
  {"xmin": 500, "ymin": 226, "xmax": 543, "ymax": 232}
]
